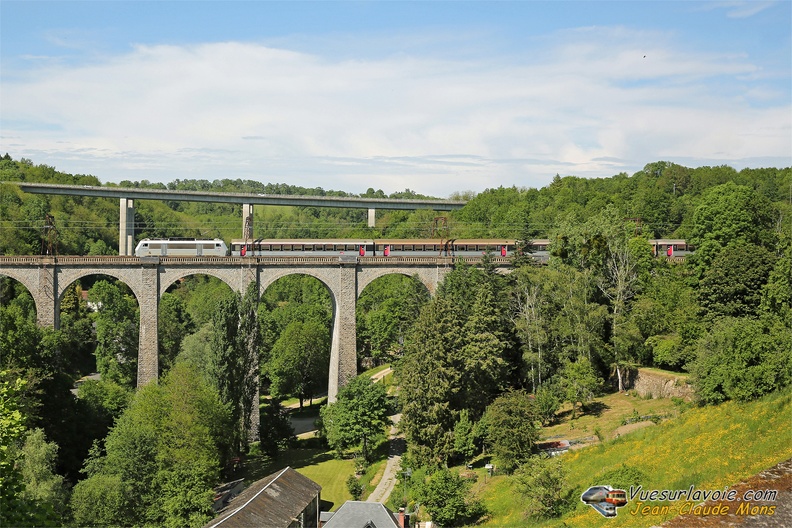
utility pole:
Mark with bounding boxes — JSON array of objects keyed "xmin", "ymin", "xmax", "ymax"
[{"xmin": 41, "ymin": 214, "xmax": 58, "ymax": 256}]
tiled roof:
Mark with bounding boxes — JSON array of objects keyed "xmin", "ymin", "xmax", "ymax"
[
  {"xmin": 204, "ymin": 467, "xmax": 321, "ymax": 528},
  {"xmin": 322, "ymin": 501, "xmax": 400, "ymax": 528}
]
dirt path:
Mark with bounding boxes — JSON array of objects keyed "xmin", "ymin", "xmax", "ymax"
[
  {"xmin": 612, "ymin": 420, "xmax": 655, "ymax": 439},
  {"xmin": 366, "ymin": 413, "xmax": 404, "ymax": 504}
]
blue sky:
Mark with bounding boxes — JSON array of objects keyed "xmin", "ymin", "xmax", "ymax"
[{"xmin": 1, "ymin": 1, "xmax": 790, "ymax": 196}]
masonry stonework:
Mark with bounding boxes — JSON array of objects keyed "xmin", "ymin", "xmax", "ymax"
[{"xmin": 1, "ymin": 257, "xmax": 467, "ymax": 427}]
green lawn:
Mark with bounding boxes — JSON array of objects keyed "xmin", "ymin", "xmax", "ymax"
[
  {"xmin": 361, "ymin": 363, "xmax": 391, "ymax": 378},
  {"xmin": 240, "ymin": 442, "xmax": 354, "ymax": 511},
  {"xmin": 475, "ymin": 388, "xmax": 792, "ymax": 527},
  {"xmin": 240, "ymin": 436, "xmax": 391, "ymax": 511},
  {"xmin": 541, "ymin": 390, "xmax": 679, "ymax": 443}
]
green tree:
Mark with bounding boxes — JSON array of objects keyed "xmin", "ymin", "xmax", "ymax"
[
  {"xmin": 321, "ymin": 376, "xmax": 390, "ymax": 463},
  {"xmin": 257, "ymin": 399, "xmax": 295, "ymax": 456},
  {"xmin": 158, "ymin": 293, "xmax": 194, "ymax": 374},
  {"xmin": 346, "ymin": 474, "xmax": 364, "ymax": 501},
  {"xmin": 459, "ymin": 280, "xmax": 510, "ymax": 417},
  {"xmin": 70, "ymin": 363, "xmax": 230, "ymax": 527},
  {"xmin": 69, "ymin": 473, "xmax": 131, "ymax": 526},
  {"xmin": 687, "ymin": 182, "xmax": 777, "ymax": 277},
  {"xmin": 356, "ymin": 274, "xmax": 429, "ymax": 361},
  {"xmin": 629, "ymin": 265, "xmax": 701, "ymax": 370},
  {"xmin": 397, "ymin": 296, "xmax": 463, "ymax": 465},
  {"xmin": 208, "ymin": 284, "xmax": 261, "ymax": 453},
  {"xmin": 597, "ymin": 233, "xmax": 642, "ymax": 392},
  {"xmin": 0, "ymin": 374, "xmax": 36, "ymax": 527},
  {"xmin": 176, "ymin": 322, "xmax": 214, "ymax": 377},
  {"xmin": 690, "ymin": 317, "xmax": 791, "ymax": 404},
  {"xmin": 760, "ymin": 242, "xmax": 792, "ymax": 324},
  {"xmin": 557, "ymin": 357, "xmax": 601, "ymax": 419},
  {"xmin": 268, "ymin": 319, "xmax": 330, "ymax": 408},
  {"xmin": 534, "ymin": 384, "xmax": 561, "ymax": 426},
  {"xmin": 19, "ymin": 428, "xmax": 68, "ymax": 521},
  {"xmin": 689, "ymin": 181, "xmax": 776, "ymax": 249},
  {"xmin": 453, "ymin": 409, "xmax": 477, "ymax": 465},
  {"xmin": 698, "ymin": 242, "xmax": 776, "ymax": 319},
  {"xmin": 89, "ymin": 280, "xmax": 139, "ymax": 387},
  {"xmin": 76, "ymin": 378, "xmax": 132, "ymax": 441},
  {"xmin": 418, "ymin": 468, "xmax": 486, "ymax": 527},
  {"xmin": 481, "ymin": 390, "xmax": 541, "ymax": 473},
  {"xmin": 513, "ymin": 455, "xmax": 566, "ymax": 519}
]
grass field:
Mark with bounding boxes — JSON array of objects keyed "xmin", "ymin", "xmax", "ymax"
[
  {"xmin": 240, "ymin": 442, "xmax": 354, "ymax": 511},
  {"xmin": 239, "ymin": 436, "xmax": 391, "ymax": 511},
  {"xmin": 475, "ymin": 388, "xmax": 792, "ymax": 527},
  {"xmin": 541, "ymin": 390, "xmax": 679, "ymax": 443}
]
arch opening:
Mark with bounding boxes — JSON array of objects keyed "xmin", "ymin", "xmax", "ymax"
[
  {"xmin": 58, "ymin": 274, "xmax": 141, "ymax": 389},
  {"xmin": 259, "ymin": 273, "xmax": 334, "ymax": 413},
  {"xmin": 163, "ymin": 274, "xmax": 236, "ymax": 376},
  {"xmin": 356, "ymin": 273, "xmax": 430, "ymax": 368}
]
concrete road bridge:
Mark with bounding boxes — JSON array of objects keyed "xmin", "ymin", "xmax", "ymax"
[
  {"xmin": 0, "ymin": 254, "xmax": 511, "ymax": 410},
  {"xmin": 9, "ymin": 182, "xmax": 467, "ymax": 255}
]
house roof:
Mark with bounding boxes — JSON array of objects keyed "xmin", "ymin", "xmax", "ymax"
[
  {"xmin": 322, "ymin": 501, "xmax": 400, "ymax": 528},
  {"xmin": 204, "ymin": 467, "xmax": 321, "ymax": 528}
]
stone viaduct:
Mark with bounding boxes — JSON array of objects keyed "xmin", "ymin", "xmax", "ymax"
[{"xmin": 0, "ymin": 255, "xmax": 502, "ymax": 407}]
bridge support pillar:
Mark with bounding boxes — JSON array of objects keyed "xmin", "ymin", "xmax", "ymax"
[
  {"xmin": 35, "ymin": 261, "xmax": 59, "ymax": 329},
  {"xmin": 367, "ymin": 208, "xmax": 376, "ymax": 228},
  {"xmin": 242, "ymin": 269, "xmax": 260, "ymax": 443},
  {"xmin": 137, "ymin": 264, "xmax": 159, "ymax": 387},
  {"xmin": 328, "ymin": 265, "xmax": 358, "ymax": 402},
  {"xmin": 119, "ymin": 198, "xmax": 135, "ymax": 256}
]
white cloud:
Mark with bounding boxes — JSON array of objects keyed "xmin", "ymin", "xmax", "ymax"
[
  {"xmin": 1, "ymin": 27, "xmax": 789, "ymax": 196},
  {"xmin": 703, "ymin": 1, "xmax": 778, "ymax": 19}
]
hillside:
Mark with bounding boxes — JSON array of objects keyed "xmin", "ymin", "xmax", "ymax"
[
  {"xmin": 1, "ymin": 156, "xmax": 789, "ymax": 256},
  {"xmin": 475, "ymin": 389, "xmax": 792, "ymax": 527}
]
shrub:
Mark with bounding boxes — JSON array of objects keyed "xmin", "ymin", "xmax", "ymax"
[
  {"xmin": 690, "ymin": 316, "xmax": 791, "ymax": 404},
  {"xmin": 535, "ymin": 384, "xmax": 561, "ymax": 426},
  {"xmin": 417, "ymin": 468, "xmax": 486, "ymax": 527},
  {"xmin": 513, "ymin": 455, "xmax": 567, "ymax": 518},
  {"xmin": 481, "ymin": 390, "xmax": 541, "ymax": 473},
  {"xmin": 593, "ymin": 463, "xmax": 648, "ymax": 491},
  {"xmin": 346, "ymin": 474, "xmax": 364, "ymax": 501}
]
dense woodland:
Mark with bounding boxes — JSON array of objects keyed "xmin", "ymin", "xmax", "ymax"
[{"xmin": 1, "ymin": 154, "xmax": 790, "ymax": 526}]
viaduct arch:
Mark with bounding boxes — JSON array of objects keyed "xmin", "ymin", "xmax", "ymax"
[{"xmin": 0, "ymin": 256, "xmax": 474, "ymax": 406}]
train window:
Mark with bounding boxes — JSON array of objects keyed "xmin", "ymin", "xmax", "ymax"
[
  {"xmin": 202, "ymin": 244, "xmax": 214, "ymax": 250},
  {"xmin": 149, "ymin": 243, "xmax": 161, "ymax": 250},
  {"xmin": 405, "ymin": 244, "xmax": 414, "ymax": 250},
  {"xmin": 394, "ymin": 245, "xmax": 403, "ymax": 251},
  {"xmin": 283, "ymin": 245, "xmax": 292, "ymax": 251}
]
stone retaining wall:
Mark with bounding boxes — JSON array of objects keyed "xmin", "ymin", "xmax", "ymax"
[{"xmin": 621, "ymin": 368, "xmax": 695, "ymax": 400}]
